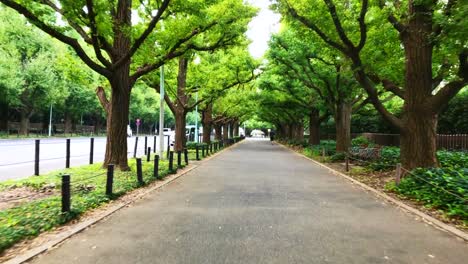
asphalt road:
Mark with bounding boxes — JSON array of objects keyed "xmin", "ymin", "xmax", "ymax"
[
  {"xmin": 0, "ymin": 135, "xmax": 171, "ymax": 181},
  {"xmin": 29, "ymin": 138, "xmax": 467, "ymax": 264}
]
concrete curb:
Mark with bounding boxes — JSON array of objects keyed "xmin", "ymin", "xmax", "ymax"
[
  {"xmin": 3, "ymin": 140, "xmax": 244, "ymax": 264},
  {"xmin": 275, "ymin": 142, "xmax": 468, "ymax": 242}
]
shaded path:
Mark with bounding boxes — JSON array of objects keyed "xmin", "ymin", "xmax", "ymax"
[{"xmin": 30, "ymin": 138, "xmax": 467, "ymax": 264}]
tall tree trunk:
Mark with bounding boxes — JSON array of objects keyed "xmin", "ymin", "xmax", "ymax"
[
  {"xmin": 214, "ymin": 123, "xmax": 222, "ymax": 141},
  {"xmin": 0, "ymin": 98, "xmax": 7, "ymax": 131},
  {"xmin": 102, "ymin": 0, "xmax": 132, "ymax": 170},
  {"xmin": 335, "ymin": 101, "xmax": 352, "ymax": 152},
  {"xmin": 295, "ymin": 123, "xmax": 304, "ymax": 141},
  {"xmin": 309, "ymin": 109, "xmax": 320, "ymax": 145},
  {"xmin": 233, "ymin": 121, "xmax": 239, "ymax": 137},
  {"xmin": 398, "ymin": 3, "xmax": 438, "ymax": 169},
  {"xmin": 201, "ymin": 104, "xmax": 213, "ymax": 143},
  {"xmin": 223, "ymin": 123, "xmax": 229, "ymax": 142},
  {"xmin": 64, "ymin": 112, "xmax": 72, "ymax": 135},
  {"xmin": 19, "ymin": 110, "xmax": 30, "ymax": 136},
  {"xmin": 174, "ymin": 109, "xmax": 187, "ymax": 152},
  {"xmin": 284, "ymin": 124, "xmax": 291, "ymax": 139},
  {"xmin": 228, "ymin": 122, "xmax": 234, "ymax": 138},
  {"xmin": 172, "ymin": 57, "xmax": 189, "ymax": 152},
  {"xmin": 94, "ymin": 113, "xmax": 103, "ymax": 135},
  {"xmin": 104, "ymin": 70, "xmax": 131, "ymax": 170}
]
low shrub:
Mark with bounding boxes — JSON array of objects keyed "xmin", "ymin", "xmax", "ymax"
[
  {"xmin": 330, "ymin": 152, "xmax": 346, "ymax": 162},
  {"xmin": 186, "ymin": 141, "xmax": 208, "ymax": 149},
  {"xmin": 351, "ymin": 136, "xmax": 374, "ymax": 147},
  {"xmin": 394, "ymin": 168, "xmax": 468, "ymax": 220},
  {"xmin": 367, "ymin": 147, "xmax": 400, "ymax": 171},
  {"xmin": 310, "ymin": 140, "xmax": 337, "ymax": 156},
  {"xmin": 437, "ymin": 150, "xmax": 468, "ymax": 169}
]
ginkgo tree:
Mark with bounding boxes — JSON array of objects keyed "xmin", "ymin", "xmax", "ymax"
[
  {"xmin": 274, "ymin": 0, "xmax": 468, "ymax": 169},
  {"xmin": 0, "ymin": 0, "xmax": 256, "ymax": 170},
  {"xmin": 144, "ymin": 45, "xmax": 257, "ymax": 151}
]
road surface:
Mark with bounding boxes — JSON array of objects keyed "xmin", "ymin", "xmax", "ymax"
[
  {"xmin": 0, "ymin": 135, "xmax": 172, "ymax": 181},
  {"xmin": 30, "ymin": 138, "xmax": 467, "ymax": 264}
]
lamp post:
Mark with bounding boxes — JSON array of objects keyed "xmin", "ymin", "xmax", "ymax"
[
  {"xmin": 48, "ymin": 103, "xmax": 53, "ymax": 137},
  {"xmin": 195, "ymin": 91, "xmax": 199, "ymax": 143},
  {"xmin": 193, "ymin": 56, "xmax": 201, "ymax": 143},
  {"xmin": 158, "ymin": 65, "xmax": 165, "ymax": 159}
]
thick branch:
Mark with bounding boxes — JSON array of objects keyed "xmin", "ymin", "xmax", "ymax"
[
  {"xmin": 323, "ymin": 0, "xmax": 356, "ymax": 50},
  {"xmin": 286, "ymin": 2, "xmax": 347, "ymax": 54},
  {"xmin": 86, "ymin": 0, "xmax": 112, "ymax": 68},
  {"xmin": 427, "ymin": 50, "xmax": 468, "ymax": 112},
  {"xmin": 113, "ymin": 0, "xmax": 171, "ymax": 69},
  {"xmin": 96, "ymin": 86, "xmax": 110, "ymax": 113}
]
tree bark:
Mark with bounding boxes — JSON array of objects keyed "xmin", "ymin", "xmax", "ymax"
[
  {"xmin": 19, "ymin": 110, "xmax": 30, "ymax": 136},
  {"xmin": 103, "ymin": 69, "xmax": 131, "ymax": 170},
  {"xmin": 201, "ymin": 104, "xmax": 213, "ymax": 143},
  {"xmin": 335, "ymin": 101, "xmax": 352, "ymax": 152},
  {"xmin": 64, "ymin": 112, "xmax": 73, "ymax": 135},
  {"xmin": 228, "ymin": 122, "xmax": 234, "ymax": 138},
  {"xmin": 223, "ymin": 123, "xmax": 229, "ymax": 142},
  {"xmin": 296, "ymin": 123, "xmax": 304, "ymax": 141},
  {"xmin": 214, "ymin": 123, "xmax": 222, "ymax": 141},
  {"xmin": 0, "ymin": 99, "xmax": 7, "ymax": 131},
  {"xmin": 172, "ymin": 57, "xmax": 190, "ymax": 152},
  {"xmin": 396, "ymin": 3, "xmax": 438, "ymax": 169},
  {"xmin": 174, "ymin": 109, "xmax": 187, "ymax": 152},
  {"xmin": 309, "ymin": 109, "xmax": 320, "ymax": 145},
  {"xmin": 233, "ymin": 121, "xmax": 239, "ymax": 137}
]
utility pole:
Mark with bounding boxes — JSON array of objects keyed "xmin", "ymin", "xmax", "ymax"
[
  {"xmin": 158, "ymin": 65, "xmax": 165, "ymax": 159},
  {"xmin": 195, "ymin": 91, "xmax": 199, "ymax": 143},
  {"xmin": 48, "ymin": 103, "xmax": 53, "ymax": 137}
]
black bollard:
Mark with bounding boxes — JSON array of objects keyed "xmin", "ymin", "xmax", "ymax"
[
  {"xmin": 147, "ymin": 147, "xmax": 151, "ymax": 162},
  {"xmin": 154, "ymin": 155, "xmax": 159, "ymax": 179},
  {"xmin": 66, "ymin": 139, "xmax": 71, "ymax": 168},
  {"xmin": 34, "ymin": 139, "xmax": 40, "ymax": 176},
  {"xmin": 61, "ymin": 174, "xmax": 71, "ymax": 212},
  {"xmin": 89, "ymin": 137, "xmax": 94, "ymax": 164},
  {"xmin": 184, "ymin": 148, "xmax": 189, "ymax": 165},
  {"xmin": 106, "ymin": 164, "xmax": 114, "ymax": 196},
  {"xmin": 136, "ymin": 158, "xmax": 143, "ymax": 185},
  {"xmin": 133, "ymin": 137, "xmax": 139, "ymax": 158},
  {"xmin": 169, "ymin": 151, "xmax": 174, "ymax": 173},
  {"xmin": 177, "ymin": 150, "xmax": 182, "ymax": 168}
]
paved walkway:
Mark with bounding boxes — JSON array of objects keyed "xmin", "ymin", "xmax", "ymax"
[{"xmin": 30, "ymin": 139, "xmax": 467, "ymax": 264}]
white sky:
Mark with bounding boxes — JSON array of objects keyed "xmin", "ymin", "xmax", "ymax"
[{"xmin": 246, "ymin": 0, "xmax": 281, "ymax": 59}]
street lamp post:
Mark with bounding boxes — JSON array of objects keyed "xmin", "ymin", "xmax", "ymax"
[
  {"xmin": 193, "ymin": 56, "xmax": 201, "ymax": 143},
  {"xmin": 48, "ymin": 103, "xmax": 53, "ymax": 137},
  {"xmin": 158, "ymin": 65, "xmax": 165, "ymax": 159},
  {"xmin": 195, "ymin": 91, "xmax": 199, "ymax": 143}
]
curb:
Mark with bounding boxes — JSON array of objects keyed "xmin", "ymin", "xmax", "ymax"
[
  {"xmin": 275, "ymin": 142, "xmax": 468, "ymax": 242},
  {"xmin": 3, "ymin": 140, "xmax": 244, "ymax": 264}
]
